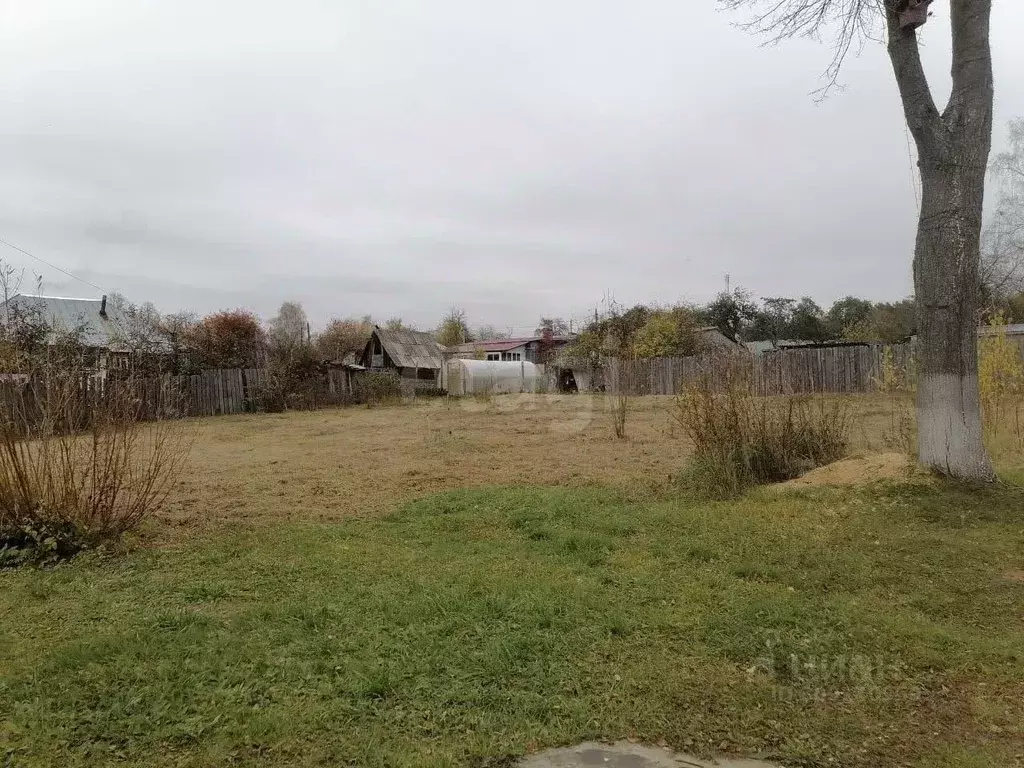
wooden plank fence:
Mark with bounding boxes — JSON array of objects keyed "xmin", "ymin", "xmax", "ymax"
[
  {"xmin": 175, "ymin": 368, "xmax": 264, "ymax": 417},
  {"xmin": 175, "ymin": 368, "xmax": 356, "ymax": 417},
  {"xmin": 606, "ymin": 344, "xmax": 916, "ymax": 397},
  {"xmin": 0, "ymin": 367, "xmax": 361, "ymax": 428}
]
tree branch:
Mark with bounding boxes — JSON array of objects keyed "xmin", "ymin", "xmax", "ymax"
[
  {"xmin": 884, "ymin": 1, "xmax": 943, "ymax": 159},
  {"xmin": 944, "ymin": 0, "xmax": 993, "ymax": 137},
  {"xmin": 721, "ymin": 0, "xmax": 884, "ymax": 95}
]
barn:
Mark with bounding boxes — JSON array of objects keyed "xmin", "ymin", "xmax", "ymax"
[{"xmin": 359, "ymin": 326, "xmax": 446, "ymax": 391}]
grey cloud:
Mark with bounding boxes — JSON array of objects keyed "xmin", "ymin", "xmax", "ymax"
[{"xmin": 1, "ymin": 0, "xmax": 1023, "ymax": 331}]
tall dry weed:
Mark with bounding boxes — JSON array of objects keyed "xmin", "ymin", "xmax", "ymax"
[
  {"xmin": 874, "ymin": 346, "xmax": 916, "ymax": 455},
  {"xmin": 607, "ymin": 358, "xmax": 632, "ymax": 439},
  {"xmin": 979, "ymin": 313, "xmax": 1024, "ymax": 456},
  {"xmin": 673, "ymin": 364, "xmax": 851, "ymax": 497}
]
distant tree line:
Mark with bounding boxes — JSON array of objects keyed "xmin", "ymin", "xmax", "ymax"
[
  {"xmin": 695, "ymin": 291, "xmax": 918, "ymax": 345},
  {"xmin": 557, "ymin": 293, "xmax": 918, "ymax": 362},
  {"xmin": 116, "ymin": 284, "xmax": 1023, "ymax": 375}
]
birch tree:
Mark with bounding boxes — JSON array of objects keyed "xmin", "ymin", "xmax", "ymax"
[
  {"xmin": 436, "ymin": 307, "xmax": 472, "ymax": 348},
  {"xmin": 724, "ymin": 0, "xmax": 996, "ymax": 479},
  {"xmin": 268, "ymin": 301, "xmax": 309, "ymax": 358},
  {"xmin": 981, "ymin": 119, "xmax": 1024, "ymax": 307}
]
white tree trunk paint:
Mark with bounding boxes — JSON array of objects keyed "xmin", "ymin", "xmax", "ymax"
[{"xmin": 917, "ymin": 372, "xmax": 995, "ymax": 479}]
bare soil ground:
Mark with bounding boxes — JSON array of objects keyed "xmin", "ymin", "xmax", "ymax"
[
  {"xmin": 774, "ymin": 451, "xmax": 916, "ymax": 489},
  {"xmin": 157, "ymin": 394, "xmax": 903, "ymax": 538}
]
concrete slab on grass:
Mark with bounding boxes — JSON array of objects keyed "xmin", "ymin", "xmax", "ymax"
[{"xmin": 517, "ymin": 742, "xmax": 784, "ymax": 768}]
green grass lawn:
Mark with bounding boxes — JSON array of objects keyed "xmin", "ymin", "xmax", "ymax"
[{"xmin": 2, "ymin": 482, "xmax": 1024, "ymax": 767}]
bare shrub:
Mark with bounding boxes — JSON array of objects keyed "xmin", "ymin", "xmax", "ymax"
[
  {"xmin": 674, "ymin": 369, "xmax": 851, "ymax": 497},
  {"xmin": 259, "ymin": 306, "xmax": 331, "ymax": 413},
  {"xmin": 252, "ymin": 352, "xmax": 327, "ymax": 413},
  {"xmin": 611, "ymin": 390, "xmax": 628, "ymax": 439},
  {"xmin": 353, "ymin": 371, "xmax": 403, "ymax": 407},
  {"xmin": 250, "ymin": 376, "xmax": 288, "ymax": 413},
  {"xmin": 607, "ymin": 357, "xmax": 632, "ymax": 439},
  {"xmin": 0, "ymin": 310, "xmax": 194, "ymax": 566}
]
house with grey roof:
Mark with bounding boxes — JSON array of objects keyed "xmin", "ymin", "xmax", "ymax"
[
  {"xmin": 359, "ymin": 326, "xmax": 446, "ymax": 390},
  {"xmin": 696, "ymin": 326, "xmax": 742, "ymax": 351},
  {"xmin": 0, "ymin": 293, "xmax": 160, "ymax": 375}
]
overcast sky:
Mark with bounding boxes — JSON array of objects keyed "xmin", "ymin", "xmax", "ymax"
[{"xmin": 2, "ymin": 1, "xmax": 1023, "ymax": 332}]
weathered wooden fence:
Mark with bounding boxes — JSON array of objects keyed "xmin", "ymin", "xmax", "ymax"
[
  {"xmin": 606, "ymin": 344, "xmax": 916, "ymax": 397},
  {"xmin": 173, "ymin": 368, "xmax": 356, "ymax": 417},
  {"xmin": 0, "ymin": 367, "xmax": 358, "ymax": 427},
  {"xmin": 751, "ymin": 344, "xmax": 915, "ymax": 396}
]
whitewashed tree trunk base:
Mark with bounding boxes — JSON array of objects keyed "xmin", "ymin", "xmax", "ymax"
[{"xmin": 917, "ymin": 373, "xmax": 995, "ymax": 480}]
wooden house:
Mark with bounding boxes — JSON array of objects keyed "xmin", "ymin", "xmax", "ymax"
[
  {"xmin": 359, "ymin": 326, "xmax": 446, "ymax": 390},
  {"xmin": 0, "ymin": 293, "xmax": 169, "ymax": 378}
]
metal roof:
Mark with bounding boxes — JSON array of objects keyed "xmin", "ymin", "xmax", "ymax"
[
  {"xmin": 1, "ymin": 294, "xmax": 130, "ymax": 350},
  {"xmin": 373, "ymin": 327, "xmax": 446, "ymax": 370},
  {"xmin": 451, "ymin": 339, "xmax": 530, "ymax": 354},
  {"xmin": 696, "ymin": 327, "xmax": 741, "ymax": 349},
  {"xmin": 450, "ymin": 335, "xmax": 574, "ymax": 355},
  {"xmin": 744, "ymin": 340, "xmax": 776, "ymax": 355}
]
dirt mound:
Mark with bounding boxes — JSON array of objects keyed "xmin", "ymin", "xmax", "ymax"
[{"xmin": 776, "ymin": 452, "xmax": 914, "ymax": 490}]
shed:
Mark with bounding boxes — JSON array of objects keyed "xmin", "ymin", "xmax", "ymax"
[
  {"xmin": 696, "ymin": 326, "xmax": 743, "ymax": 351},
  {"xmin": 744, "ymin": 340, "xmax": 777, "ymax": 356},
  {"xmin": 360, "ymin": 326, "xmax": 445, "ymax": 389},
  {"xmin": 443, "ymin": 359, "xmax": 539, "ymax": 395},
  {"xmin": 322, "ymin": 360, "xmax": 366, "ymax": 399},
  {"xmin": 548, "ymin": 347, "xmax": 599, "ymax": 393}
]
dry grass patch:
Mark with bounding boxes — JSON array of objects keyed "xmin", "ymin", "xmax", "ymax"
[
  {"xmin": 153, "ymin": 393, "xmax": 1017, "ymax": 539},
  {"xmin": 156, "ymin": 396, "xmax": 684, "ymax": 538}
]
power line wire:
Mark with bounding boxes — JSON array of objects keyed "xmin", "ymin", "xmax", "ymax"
[{"xmin": 0, "ymin": 236, "xmax": 105, "ymax": 293}]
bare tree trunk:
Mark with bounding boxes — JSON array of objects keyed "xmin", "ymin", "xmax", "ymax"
[{"xmin": 887, "ymin": 0, "xmax": 996, "ymax": 480}]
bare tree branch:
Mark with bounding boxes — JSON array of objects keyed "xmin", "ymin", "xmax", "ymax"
[
  {"xmin": 944, "ymin": 0, "xmax": 993, "ymax": 130},
  {"xmin": 722, "ymin": 1, "xmax": 947, "ymax": 145},
  {"xmin": 883, "ymin": 2, "xmax": 944, "ymax": 157},
  {"xmin": 721, "ymin": 0, "xmax": 885, "ymax": 94}
]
